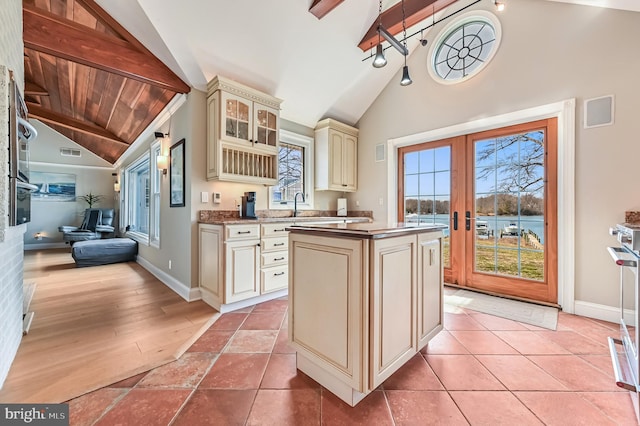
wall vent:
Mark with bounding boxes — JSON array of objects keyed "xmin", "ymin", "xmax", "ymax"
[
  {"xmin": 60, "ymin": 147, "xmax": 81, "ymax": 157},
  {"xmin": 375, "ymin": 144, "xmax": 385, "ymax": 162}
]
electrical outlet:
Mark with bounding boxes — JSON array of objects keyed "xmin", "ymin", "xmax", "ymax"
[
  {"xmin": 356, "ymin": 200, "xmax": 360, "ymax": 207},
  {"xmin": 169, "ymin": 260, "xmax": 172, "ymax": 270},
  {"xmin": 379, "ymin": 197, "xmax": 384, "ymax": 206},
  {"xmin": 213, "ymin": 192, "xmax": 221, "ymax": 204}
]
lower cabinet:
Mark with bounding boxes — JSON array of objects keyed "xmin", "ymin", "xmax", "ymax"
[
  {"xmin": 289, "ymin": 230, "xmax": 443, "ymax": 406},
  {"xmin": 199, "ymin": 223, "xmax": 288, "ymax": 312}
]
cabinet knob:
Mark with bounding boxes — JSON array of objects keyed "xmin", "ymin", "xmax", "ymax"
[{"xmin": 342, "ymin": 184, "xmax": 347, "ymax": 187}]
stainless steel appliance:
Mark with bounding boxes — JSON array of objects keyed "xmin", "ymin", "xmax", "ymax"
[
  {"xmin": 241, "ymin": 191, "xmax": 257, "ymax": 219},
  {"xmin": 8, "ymin": 71, "xmax": 38, "ymax": 225},
  {"xmin": 607, "ymin": 223, "xmax": 640, "ymax": 422}
]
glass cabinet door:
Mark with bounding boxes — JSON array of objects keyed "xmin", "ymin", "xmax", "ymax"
[
  {"xmin": 254, "ymin": 103, "xmax": 278, "ymax": 150},
  {"xmin": 221, "ymin": 92, "xmax": 252, "ymax": 145}
]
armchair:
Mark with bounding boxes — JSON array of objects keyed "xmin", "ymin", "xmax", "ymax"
[{"xmin": 59, "ymin": 208, "xmax": 116, "ymax": 244}]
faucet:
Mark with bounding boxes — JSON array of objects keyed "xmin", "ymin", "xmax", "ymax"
[{"xmin": 294, "ymin": 192, "xmax": 305, "ymax": 217}]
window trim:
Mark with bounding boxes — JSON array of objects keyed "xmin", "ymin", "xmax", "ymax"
[
  {"xmin": 123, "ymin": 151, "xmax": 151, "ymax": 246},
  {"xmin": 269, "ymin": 130, "xmax": 314, "ymax": 210},
  {"xmin": 150, "ymin": 141, "xmax": 161, "ymax": 248}
]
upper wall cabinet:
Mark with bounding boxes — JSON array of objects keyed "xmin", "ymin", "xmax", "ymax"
[
  {"xmin": 206, "ymin": 76, "xmax": 282, "ymax": 185},
  {"xmin": 315, "ymin": 118, "xmax": 358, "ymax": 192}
]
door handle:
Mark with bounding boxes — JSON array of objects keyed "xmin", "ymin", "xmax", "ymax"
[
  {"xmin": 466, "ymin": 211, "xmax": 471, "ymax": 231},
  {"xmin": 453, "ymin": 211, "xmax": 458, "ymax": 231}
]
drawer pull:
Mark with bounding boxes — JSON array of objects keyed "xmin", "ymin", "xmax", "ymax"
[
  {"xmin": 274, "ymin": 272, "xmax": 285, "ymax": 276},
  {"xmin": 237, "ymin": 230, "xmax": 252, "ymax": 234},
  {"xmin": 274, "ymin": 229, "xmax": 286, "ymax": 232},
  {"xmin": 274, "ymin": 242, "xmax": 285, "ymax": 247},
  {"xmin": 274, "ymin": 257, "xmax": 285, "ymax": 261}
]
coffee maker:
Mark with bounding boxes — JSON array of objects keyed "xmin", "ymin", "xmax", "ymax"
[{"xmin": 241, "ymin": 191, "xmax": 257, "ymax": 219}]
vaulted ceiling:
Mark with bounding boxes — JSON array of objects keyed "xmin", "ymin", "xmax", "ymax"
[
  {"xmin": 24, "ymin": 0, "xmax": 640, "ymax": 165},
  {"xmin": 23, "ymin": 0, "xmax": 189, "ymax": 164}
]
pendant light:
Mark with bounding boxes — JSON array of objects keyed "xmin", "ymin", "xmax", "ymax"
[
  {"xmin": 372, "ymin": 0, "xmax": 387, "ymax": 68},
  {"xmin": 399, "ymin": 0, "xmax": 412, "ymax": 86}
]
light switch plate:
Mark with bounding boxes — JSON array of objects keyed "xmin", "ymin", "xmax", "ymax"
[
  {"xmin": 213, "ymin": 192, "xmax": 221, "ymax": 204},
  {"xmin": 201, "ymin": 192, "xmax": 209, "ymax": 203}
]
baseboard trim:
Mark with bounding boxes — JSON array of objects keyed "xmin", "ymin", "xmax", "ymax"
[
  {"xmin": 136, "ymin": 255, "xmax": 200, "ymax": 302},
  {"xmin": 574, "ymin": 300, "xmax": 633, "ymax": 324},
  {"xmin": 24, "ymin": 242, "xmax": 67, "ymax": 250}
]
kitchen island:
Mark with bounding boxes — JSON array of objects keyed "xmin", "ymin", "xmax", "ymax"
[{"xmin": 287, "ymin": 222, "xmax": 446, "ymax": 406}]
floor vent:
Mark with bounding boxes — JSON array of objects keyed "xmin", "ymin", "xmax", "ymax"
[{"xmin": 60, "ymin": 147, "xmax": 81, "ymax": 157}]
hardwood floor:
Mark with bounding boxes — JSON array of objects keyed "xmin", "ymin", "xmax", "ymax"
[{"xmin": 0, "ymin": 249, "xmax": 219, "ymax": 404}]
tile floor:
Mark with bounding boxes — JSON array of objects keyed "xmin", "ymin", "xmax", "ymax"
[{"xmin": 67, "ymin": 294, "xmax": 638, "ymax": 425}]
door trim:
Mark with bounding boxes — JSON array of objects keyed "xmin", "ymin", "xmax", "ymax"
[{"xmin": 386, "ymin": 99, "xmax": 576, "ymax": 312}]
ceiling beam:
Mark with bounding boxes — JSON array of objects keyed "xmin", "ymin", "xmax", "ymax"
[
  {"xmin": 358, "ymin": 0, "xmax": 458, "ymax": 52},
  {"xmin": 23, "ymin": 5, "xmax": 190, "ymax": 93},
  {"xmin": 309, "ymin": 0, "xmax": 345, "ymax": 19},
  {"xmin": 25, "ymin": 81, "xmax": 48, "ymax": 97},
  {"xmin": 26, "ymin": 102, "xmax": 130, "ymax": 147}
]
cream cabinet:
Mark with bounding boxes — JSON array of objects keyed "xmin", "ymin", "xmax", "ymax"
[
  {"xmin": 315, "ymin": 118, "xmax": 358, "ymax": 192},
  {"xmin": 289, "ymin": 228, "xmax": 443, "ymax": 406},
  {"xmin": 260, "ymin": 223, "xmax": 289, "ymax": 294},
  {"xmin": 206, "ymin": 76, "xmax": 282, "ymax": 185}
]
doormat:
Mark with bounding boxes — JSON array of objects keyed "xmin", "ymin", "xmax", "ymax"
[{"xmin": 444, "ymin": 289, "xmax": 558, "ymax": 330}]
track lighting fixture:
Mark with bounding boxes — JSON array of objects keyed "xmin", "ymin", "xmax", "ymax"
[
  {"xmin": 399, "ymin": 0, "xmax": 412, "ymax": 86},
  {"xmin": 372, "ymin": 0, "xmax": 387, "ymax": 68}
]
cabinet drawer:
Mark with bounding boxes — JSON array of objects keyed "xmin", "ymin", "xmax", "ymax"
[
  {"xmin": 225, "ymin": 224, "xmax": 260, "ymax": 240},
  {"xmin": 261, "ymin": 236, "xmax": 288, "ymax": 252},
  {"xmin": 261, "ymin": 265, "xmax": 288, "ymax": 293},
  {"xmin": 261, "ymin": 251, "xmax": 288, "ymax": 267},
  {"xmin": 261, "ymin": 223, "xmax": 290, "ymax": 236}
]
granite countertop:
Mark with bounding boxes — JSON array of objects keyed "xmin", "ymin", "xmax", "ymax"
[
  {"xmin": 200, "ymin": 216, "xmax": 372, "ymax": 225},
  {"xmin": 287, "ymin": 222, "xmax": 448, "ymax": 239}
]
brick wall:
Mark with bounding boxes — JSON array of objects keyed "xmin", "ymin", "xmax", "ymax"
[{"xmin": 0, "ymin": 0, "xmax": 26, "ymax": 389}]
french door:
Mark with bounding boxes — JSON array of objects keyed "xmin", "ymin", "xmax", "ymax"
[{"xmin": 398, "ymin": 119, "xmax": 558, "ymax": 304}]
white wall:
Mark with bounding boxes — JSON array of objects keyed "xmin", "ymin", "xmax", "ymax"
[
  {"xmin": 0, "ymin": 0, "xmax": 25, "ymax": 389},
  {"xmin": 356, "ymin": 0, "xmax": 640, "ymax": 314}
]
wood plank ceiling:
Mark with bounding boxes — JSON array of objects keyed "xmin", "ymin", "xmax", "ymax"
[{"xmin": 23, "ymin": 0, "xmax": 190, "ymax": 164}]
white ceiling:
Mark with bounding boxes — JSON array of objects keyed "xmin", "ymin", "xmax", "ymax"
[{"xmin": 96, "ymin": 0, "xmax": 639, "ymax": 129}]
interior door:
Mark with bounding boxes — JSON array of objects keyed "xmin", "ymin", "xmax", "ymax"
[{"xmin": 398, "ymin": 119, "xmax": 558, "ymax": 304}]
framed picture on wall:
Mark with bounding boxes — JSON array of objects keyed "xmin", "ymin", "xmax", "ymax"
[{"xmin": 169, "ymin": 138, "xmax": 185, "ymax": 207}]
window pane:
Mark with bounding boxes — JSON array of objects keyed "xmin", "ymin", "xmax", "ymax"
[{"xmin": 272, "ymin": 142, "xmax": 304, "ymax": 203}]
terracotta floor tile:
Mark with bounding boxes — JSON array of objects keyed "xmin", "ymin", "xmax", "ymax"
[
  {"xmin": 187, "ymin": 329, "xmax": 234, "ymax": 353},
  {"xmin": 493, "ymin": 330, "xmax": 571, "ymax": 355},
  {"xmin": 240, "ymin": 311, "xmax": 286, "ymax": 330},
  {"xmin": 467, "ymin": 312, "xmax": 529, "ymax": 330},
  {"xmin": 273, "ymin": 328, "xmax": 296, "ymax": 354},
  {"xmin": 232, "ymin": 306, "xmax": 255, "ymax": 313},
  {"xmin": 225, "ymin": 330, "xmax": 278, "ymax": 353},
  {"xmin": 172, "ymin": 389, "xmax": 256, "ymax": 426},
  {"xmin": 382, "ymin": 354, "xmax": 443, "ymax": 390},
  {"xmin": 321, "ymin": 389, "xmax": 393, "ymax": 425},
  {"xmin": 253, "ymin": 298, "xmax": 289, "ymax": 312},
  {"xmin": 385, "ymin": 390, "xmax": 468, "ymax": 425},
  {"xmin": 137, "ymin": 352, "xmax": 216, "ymax": 388},
  {"xmin": 246, "ymin": 389, "xmax": 321, "ymax": 426},
  {"xmin": 581, "ymin": 392, "xmax": 638, "ymax": 425},
  {"xmin": 421, "ymin": 330, "xmax": 470, "ymax": 355},
  {"xmin": 94, "ymin": 389, "xmax": 191, "ymax": 426},
  {"xmin": 424, "ymin": 354, "xmax": 504, "ymax": 390},
  {"xmin": 515, "ymin": 391, "xmax": 618, "ymax": 425},
  {"xmin": 107, "ymin": 371, "xmax": 148, "ymax": 388},
  {"xmin": 444, "ymin": 312, "xmax": 486, "ymax": 330},
  {"xmin": 68, "ymin": 388, "xmax": 128, "ymax": 426},
  {"xmin": 535, "ymin": 330, "xmax": 609, "ymax": 355},
  {"xmin": 475, "ymin": 355, "xmax": 566, "ymax": 391},
  {"xmin": 579, "ymin": 354, "xmax": 615, "ymax": 376},
  {"xmin": 209, "ymin": 312, "xmax": 248, "ymax": 330},
  {"xmin": 450, "ymin": 391, "xmax": 543, "ymax": 425},
  {"xmin": 557, "ymin": 312, "xmax": 617, "ymax": 342},
  {"xmin": 528, "ymin": 354, "xmax": 623, "ymax": 391},
  {"xmin": 449, "ymin": 330, "xmax": 519, "ymax": 354},
  {"xmin": 260, "ymin": 353, "xmax": 320, "ymax": 389},
  {"xmin": 199, "ymin": 353, "xmax": 269, "ymax": 389}
]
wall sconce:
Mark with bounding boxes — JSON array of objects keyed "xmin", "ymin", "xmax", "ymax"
[
  {"xmin": 112, "ymin": 172, "xmax": 120, "ymax": 192},
  {"xmin": 34, "ymin": 232, "xmax": 43, "ymax": 240},
  {"xmin": 157, "ymin": 155, "xmax": 168, "ymax": 175},
  {"xmin": 494, "ymin": 0, "xmax": 505, "ymax": 11}
]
